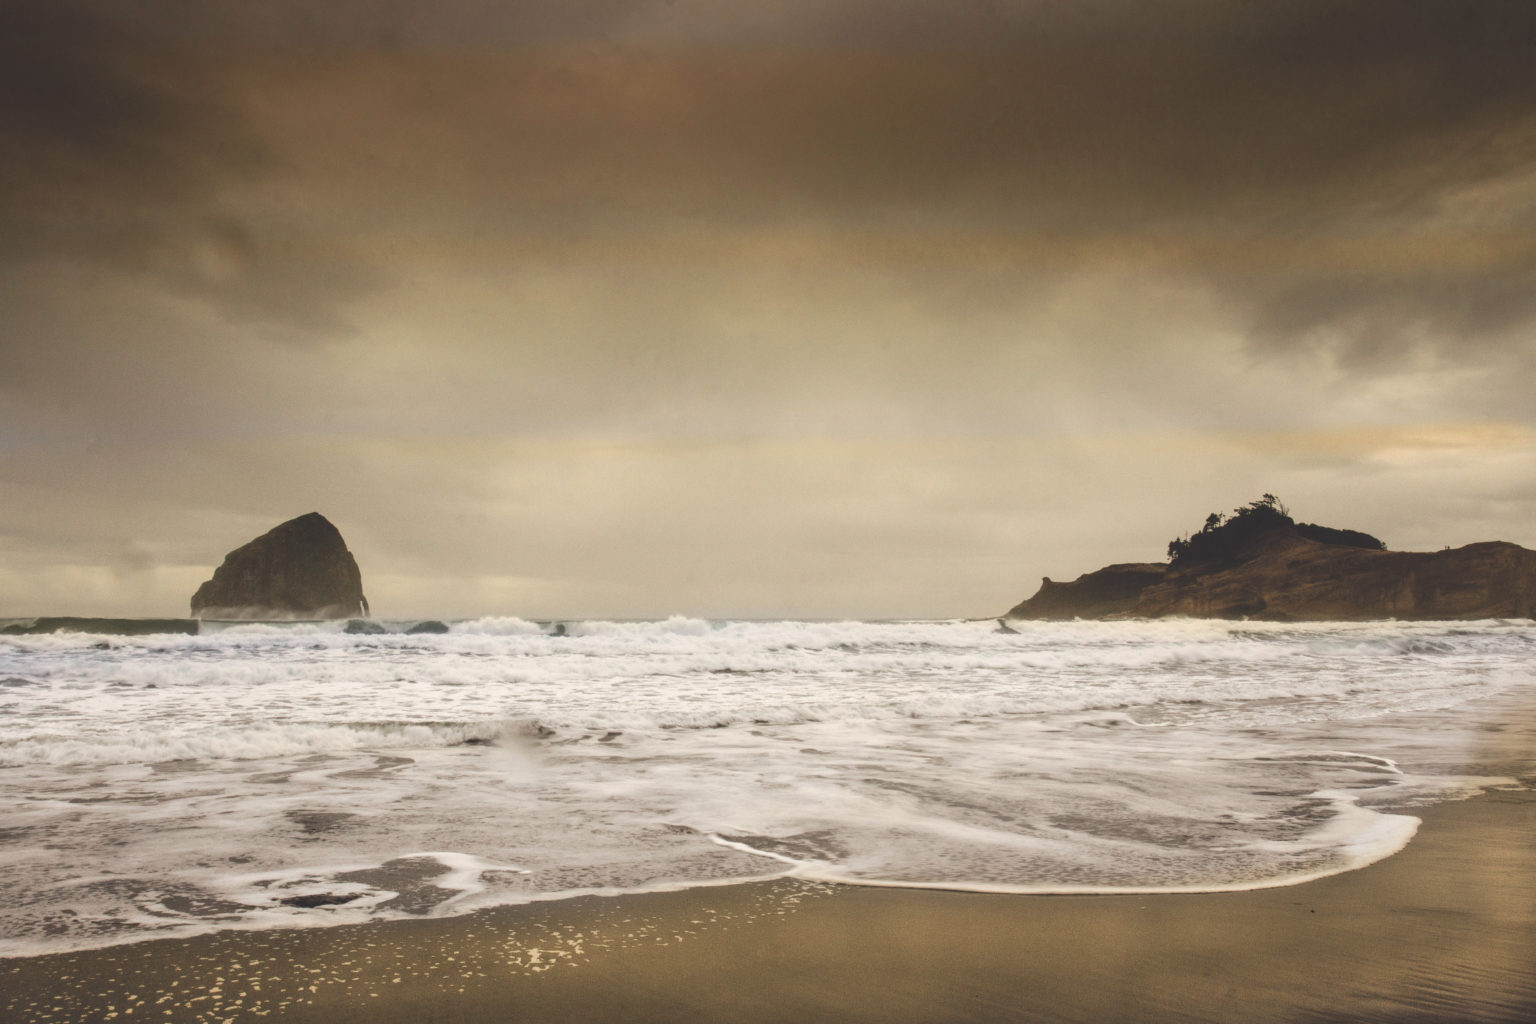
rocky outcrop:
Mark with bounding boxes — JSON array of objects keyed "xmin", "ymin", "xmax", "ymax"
[
  {"xmin": 1006, "ymin": 563, "xmax": 1168, "ymax": 619},
  {"xmin": 191, "ymin": 513, "xmax": 368, "ymax": 619},
  {"xmin": 1007, "ymin": 509, "xmax": 1536, "ymax": 621}
]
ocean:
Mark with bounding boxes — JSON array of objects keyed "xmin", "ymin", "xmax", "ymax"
[{"xmin": 2, "ymin": 616, "xmax": 1532, "ymax": 957}]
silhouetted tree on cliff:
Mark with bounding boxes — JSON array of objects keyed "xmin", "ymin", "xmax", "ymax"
[
  {"xmin": 1168, "ymin": 495, "xmax": 1293, "ymax": 566},
  {"xmin": 1167, "ymin": 495, "xmax": 1382, "ymax": 566}
]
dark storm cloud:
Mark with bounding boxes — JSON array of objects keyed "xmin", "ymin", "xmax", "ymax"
[
  {"xmin": 0, "ymin": 1, "xmax": 379, "ymax": 341},
  {"xmin": 183, "ymin": 1, "xmax": 1536, "ymax": 361},
  {"xmin": 1188, "ymin": 1, "xmax": 1536, "ymax": 361},
  {"xmin": 7, "ymin": 0, "xmax": 1536, "ymax": 359}
]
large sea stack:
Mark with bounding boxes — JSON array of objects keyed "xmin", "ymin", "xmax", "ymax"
[
  {"xmin": 191, "ymin": 513, "xmax": 369, "ymax": 620},
  {"xmin": 1007, "ymin": 497, "xmax": 1536, "ymax": 622}
]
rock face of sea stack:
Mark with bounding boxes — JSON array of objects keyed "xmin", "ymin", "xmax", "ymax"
[
  {"xmin": 1006, "ymin": 497, "xmax": 1536, "ymax": 622},
  {"xmin": 191, "ymin": 513, "xmax": 369, "ymax": 619}
]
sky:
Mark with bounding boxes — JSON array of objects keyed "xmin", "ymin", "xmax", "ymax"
[{"xmin": 3, "ymin": 0, "xmax": 1536, "ymax": 619}]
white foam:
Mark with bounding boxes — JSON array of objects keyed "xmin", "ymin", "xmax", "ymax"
[
  {"xmin": 2, "ymin": 617, "xmax": 1532, "ymax": 956},
  {"xmin": 450, "ymin": 616, "xmax": 546, "ymax": 636},
  {"xmin": 790, "ymin": 814, "xmax": 1421, "ymax": 895}
]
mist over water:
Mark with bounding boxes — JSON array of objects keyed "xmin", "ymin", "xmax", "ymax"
[{"xmin": 1, "ymin": 617, "xmax": 1532, "ymax": 956}]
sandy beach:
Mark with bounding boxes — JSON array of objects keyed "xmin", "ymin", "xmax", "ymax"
[{"xmin": 3, "ymin": 786, "xmax": 1532, "ymax": 1024}]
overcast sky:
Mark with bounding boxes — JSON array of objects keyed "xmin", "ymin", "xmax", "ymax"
[{"xmin": 3, "ymin": 0, "xmax": 1535, "ymax": 619}]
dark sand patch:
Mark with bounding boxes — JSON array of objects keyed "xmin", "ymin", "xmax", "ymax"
[
  {"xmin": 335, "ymin": 856, "xmax": 456, "ymax": 915},
  {"xmin": 278, "ymin": 893, "xmax": 363, "ymax": 909},
  {"xmin": 1, "ymin": 790, "xmax": 1532, "ymax": 1023},
  {"xmin": 151, "ymin": 891, "xmax": 254, "ymax": 919}
]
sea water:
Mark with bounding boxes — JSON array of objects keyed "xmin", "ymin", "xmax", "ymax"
[{"xmin": 1, "ymin": 617, "xmax": 1532, "ymax": 956}]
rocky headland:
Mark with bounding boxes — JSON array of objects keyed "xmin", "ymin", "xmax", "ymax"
[
  {"xmin": 1006, "ymin": 496, "xmax": 1536, "ymax": 621},
  {"xmin": 191, "ymin": 513, "xmax": 369, "ymax": 619}
]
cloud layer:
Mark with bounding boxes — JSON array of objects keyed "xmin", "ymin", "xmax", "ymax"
[{"xmin": 3, "ymin": 1, "xmax": 1534, "ymax": 616}]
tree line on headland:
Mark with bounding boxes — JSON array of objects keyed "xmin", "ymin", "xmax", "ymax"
[{"xmin": 1165, "ymin": 494, "xmax": 1384, "ymax": 567}]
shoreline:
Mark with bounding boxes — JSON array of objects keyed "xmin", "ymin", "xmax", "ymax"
[
  {"xmin": 4, "ymin": 787, "xmax": 1533, "ymax": 1023},
  {"xmin": 0, "ymin": 789, "xmax": 1434, "ymax": 964}
]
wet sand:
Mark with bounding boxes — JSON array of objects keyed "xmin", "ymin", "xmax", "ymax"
[{"xmin": 3, "ymin": 789, "xmax": 1533, "ymax": 1023}]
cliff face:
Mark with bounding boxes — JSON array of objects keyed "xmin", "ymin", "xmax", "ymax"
[
  {"xmin": 191, "ymin": 513, "xmax": 368, "ymax": 619},
  {"xmin": 1006, "ymin": 563, "xmax": 1167, "ymax": 619},
  {"xmin": 1138, "ymin": 535, "xmax": 1535, "ymax": 620},
  {"xmin": 1008, "ymin": 524, "xmax": 1536, "ymax": 622}
]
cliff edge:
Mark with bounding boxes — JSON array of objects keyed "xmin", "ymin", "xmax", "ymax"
[
  {"xmin": 1007, "ymin": 498, "xmax": 1536, "ymax": 621},
  {"xmin": 191, "ymin": 513, "xmax": 369, "ymax": 619}
]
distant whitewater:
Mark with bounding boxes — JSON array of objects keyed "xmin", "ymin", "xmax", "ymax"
[{"xmin": 1, "ymin": 616, "xmax": 1532, "ymax": 956}]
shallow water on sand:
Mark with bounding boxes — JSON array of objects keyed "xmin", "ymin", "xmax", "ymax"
[{"xmin": 2, "ymin": 616, "xmax": 1532, "ymax": 954}]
